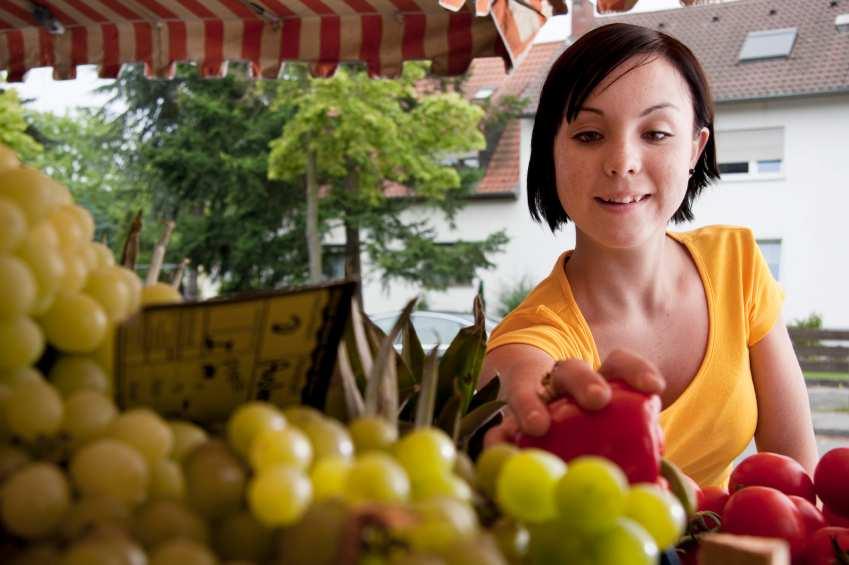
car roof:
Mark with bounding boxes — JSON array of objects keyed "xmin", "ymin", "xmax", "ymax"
[{"xmin": 370, "ymin": 310, "xmax": 501, "ymax": 326}]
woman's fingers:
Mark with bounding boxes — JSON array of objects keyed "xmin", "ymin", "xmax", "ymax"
[
  {"xmin": 549, "ymin": 358, "xmax": 611, "ymax": 410},
  {"xmin": 484, "ymin": 412, "xmax": 519, "ymax": 447},
  {"xmin": 500, "ymin": 380, "xmax": 551, "ymax": 436},
  {"xmin": 598, "ymin": 348, "xmax": 665, "ymax": 394},
  {"xmin": 486, "ymin": 349, "xmax": 665, "ymax": 445}
]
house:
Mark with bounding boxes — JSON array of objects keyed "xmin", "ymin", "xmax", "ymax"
[{"xmin": 360, "ymin": 0, "xmax": 849, "ymax": 329}]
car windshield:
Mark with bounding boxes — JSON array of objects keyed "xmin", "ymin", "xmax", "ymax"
[{"xmin": 370, "ymin": 312, "xmax": 499, "ymax": 347}]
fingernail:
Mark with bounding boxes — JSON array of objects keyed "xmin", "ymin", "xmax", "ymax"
[{"xmin": 525, "ymin": 410, "xmax": 548, "ymax": 433}]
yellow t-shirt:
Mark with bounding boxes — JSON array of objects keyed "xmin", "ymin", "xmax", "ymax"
[{"xmin": 487, "ymin": 225, "xmax": 784, "ymax": 488}]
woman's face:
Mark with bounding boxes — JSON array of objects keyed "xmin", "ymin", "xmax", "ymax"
[{"xmin": 553, "ymin": 55, "xmax": 709, "ymax": 249}]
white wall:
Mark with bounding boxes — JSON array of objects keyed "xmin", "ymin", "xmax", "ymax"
[
  {"xmin": 358, "ymin": 93, "xmax": 849, "ymax": 328},
  {"xmin": 689, "ymin": 94, "xmax": 849, "ymax": 327}
]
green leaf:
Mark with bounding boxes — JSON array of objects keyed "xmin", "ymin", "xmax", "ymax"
[
  {"xmin": 365, "ymin": 298, "xmax": 416, "ymax": 423},
  {"xmin": 401, "ymin": 312, "xmax": 425, "ymax": 383},
  {"xmin": 458, "ymin": 399, "xmax": 506, "ymax": 449},
  {"xmin": 348, "ymin": 299, "xmax": 374, "ymax": 382},
  {"xmin": 363, "ymin": 313, "xmax": 416, "ymax": 401},
  {"xmin": 435, "ymin": 393, "xmax": 462, "ymax": 439},
  {"xmin": 661, "ymin": 458, "xmax": 698, "ymax": 519},
  {"xmin": 467, "ymin": 375, "xmax": 500, "ymax": 414},
  {"xmin": 414, "ymin": 347, "xmax": 441, "ymax": 428},
  {"xmin": 435, "ymin": 295, "xmax": 488, "ymax": 423},
  {"xmin": 335, "ymin": 340, "xmax": 365, "ymax": 420}
]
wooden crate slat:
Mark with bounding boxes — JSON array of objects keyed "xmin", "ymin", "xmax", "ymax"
[
  {"xmin": 794, "ymin": 345, "xmax": 849, "ymax": 358},
  {"xmin": 788, "ymin": 328, "xmax": 849, "ymax": 341},
  {"xmin": 799, "ymin": 360, "xmax": 849, "ymax": 373}
]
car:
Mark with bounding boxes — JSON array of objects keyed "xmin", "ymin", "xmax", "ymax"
[{"xmin": 369, "ymin": 310, "xmax": 501, "ymax": 357}]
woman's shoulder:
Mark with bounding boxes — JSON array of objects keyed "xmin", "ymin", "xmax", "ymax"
[
  {"xmin": 496, "ymin": 252, "xmax": 581, "ymax": 328},
  {"xmin": 670, "ymin": 224, "xmax": 758, "ymax": 254}
]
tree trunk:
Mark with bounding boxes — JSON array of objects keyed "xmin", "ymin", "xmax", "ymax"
[
  {"xmin": 305, "ymin": 149, "xmax": 322, "ymax": 283},
  {"xmin": 343, "ymin": 170, "xmax": 363, "ymax": 307},
  {"xmin": 185, "ymin": 266, "xmax": 200, "ymax": 300}
]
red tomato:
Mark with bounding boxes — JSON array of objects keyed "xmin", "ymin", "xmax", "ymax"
[
  {"xmin": 729, "ymin": 452, "xmax": 816, "ymax": 503},
  {"xmin": 823, "ymin": 504, "xmax": 849, "ymax": 528},
  {"xmin": 815, "ymin": 448, "xmax": 849, "ymax": 517},
  {"xmin": 722, "ymin": 486, "xmax": 807, "ymax": 561},
  {"xmin": 804, "ymin": 526, "xmax": 849, "ymax": 565},
  {"xmin": 789, "ymin": 495, "xmax": 827, "ymax": 536},
  {"xmin": 698, "ymin": 485, "xmax": 730, "ymax": 516}
]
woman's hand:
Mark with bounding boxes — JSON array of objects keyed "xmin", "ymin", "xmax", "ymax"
[{"xmin": 484, "ymin": 348, "xmax": 665, "ymax": 446}]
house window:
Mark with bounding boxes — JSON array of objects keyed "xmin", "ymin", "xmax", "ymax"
[
  {"xmin": 440, "ymin": 150, "xmax": 479, "ymax": 169},
  {"xmin": 757, "ymin": 239, "xmax": 782, "ymax": 280},
  {"xmin": 322, "ymin": 245, "xmax": 346, "ymax": 280},
  {"xmin": 716, "ymin": 127, "xmax": 784, "ymax": 179},
  {"xmin": 739, "ymin": 28, "xmax": 797, "ymax": 61}
]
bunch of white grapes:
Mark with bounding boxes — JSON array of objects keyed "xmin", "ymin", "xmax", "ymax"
[{"xmin": 0, "ymin": 144, "xmax": 503, "ymax": 564}]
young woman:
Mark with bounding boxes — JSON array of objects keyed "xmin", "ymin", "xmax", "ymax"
[{"xmin": 480, "ymin": 23, "xmax": 817, "ymax": 488}]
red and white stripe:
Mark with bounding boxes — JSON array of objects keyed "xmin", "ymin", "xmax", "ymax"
[{"xmin": 0, "ymin": 0, "xmax": 551, "ymax": 81}]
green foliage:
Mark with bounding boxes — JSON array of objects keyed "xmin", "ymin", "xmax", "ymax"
[
  {"xmin": 478, "ymin": 94, "xmax": 527, "ymax": 170},
  {"xmin": 268, "ymin": 63, "xmax": 508, "ymax": 296},
  {"xmin": 790, "ymin": 312, "xmax": 823, "ymax": 329},
  {"xmin": 336, "ymin": 295, "xmax": 503, "ymax": 449},
  {"xmin": 100, "ymin": 63, "xmax": 309, "ymax": 291},
  {"xmin": 17, "ymin": 61, "xmax": 511, "ymax": 298},
  {"xmin": 0, "ymin": 87, "xmax": 42, "ymax": 160},
  {"xmin": 26, "ymin": 109, "xmax": 141, "ymax": 247},
  {"xmin": 496, "ymin": 276, "xmax": 535, "ymax": 317},
  {"xmin": 789, "ymin": 311, "xmax": 824, "ymax": 349}
]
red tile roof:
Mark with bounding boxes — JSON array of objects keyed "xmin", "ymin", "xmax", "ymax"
[
  {"xmin": 477, "ymin": 119, "xmax": 523, "ymax": 194},
  {"xmin": 468, "ymin": 41, "xmax": 565, "ymax": 196},
  {"xmin": 525, "ymin": 0, "xmax": 849, "ymax": 107},
  {"xmin": 479, "ymin": 0, "xmax": 849, "ymax": 201}
]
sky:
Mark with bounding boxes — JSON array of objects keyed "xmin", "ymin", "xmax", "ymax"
[{"xmin": 6, "ymin": 0, "xmax": 684, "ymax": 115}]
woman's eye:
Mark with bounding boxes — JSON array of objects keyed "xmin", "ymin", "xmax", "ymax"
[
  {"xmin": 573, "ymin": 131, "xmax": 602, "ymax": 143},
  {"xmin": 645, "ymin": 131, "xmax": 672, "ymax": 141}
]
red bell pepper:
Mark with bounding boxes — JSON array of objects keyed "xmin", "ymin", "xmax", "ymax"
[{"xmin": 514, "ymin": 380, "xmax": 663, "ymax": 484}]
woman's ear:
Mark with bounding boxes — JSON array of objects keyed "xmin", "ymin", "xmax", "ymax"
[{"xmin": 691, "ymin": 126, "xmax": 710, "ymax": 168}]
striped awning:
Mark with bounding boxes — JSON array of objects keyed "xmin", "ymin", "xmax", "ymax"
[{"xmin": 0, "ymin": 0, "xmax": 566, "ymax": 82}]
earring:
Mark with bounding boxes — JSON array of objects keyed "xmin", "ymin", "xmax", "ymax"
[{"xmin": 688, "ymin": 168, "xmax": 695, "ymax": 176}]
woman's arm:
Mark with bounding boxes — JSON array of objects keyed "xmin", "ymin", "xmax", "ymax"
[
  {"xmin": 480, "ymin": 344, "xmax": 665, "ymax": 443},
  {"xmin": 750, "ymin": 316, "xmax": 819, "ymax": 473},
  {"xmin": 480, "ymin": 343, "xmax": 557, "ymax": 436}
]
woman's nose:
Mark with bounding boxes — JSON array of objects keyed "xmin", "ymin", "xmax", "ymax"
[{"xmin": 603, "ymin": 137, "xmax": 641, "ymax": 177}]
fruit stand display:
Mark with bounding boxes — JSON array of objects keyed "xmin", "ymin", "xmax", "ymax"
[{"xmin": 2, "ymin": 141, "xmax": 849, "ymax": 564}]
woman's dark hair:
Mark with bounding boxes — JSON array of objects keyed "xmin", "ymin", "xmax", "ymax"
[{"xmin": 527, "ymin": 23, "xmax": 720, "ymax": 232}]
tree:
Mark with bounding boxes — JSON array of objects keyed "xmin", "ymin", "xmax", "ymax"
[
  {"xmin": 267, "ymin": 63, "xmax": 508, "ymax": 306},
  {"xmin": 99, "ymin": 64, "xmax": 308, "ymax": 292},
  {"xmin": 0, "ymin": 86, "xmax": 42, "ymax": 159},
  {"xmin": 26, "ymin": 109, "xmax": 142, "ymax": 246}
]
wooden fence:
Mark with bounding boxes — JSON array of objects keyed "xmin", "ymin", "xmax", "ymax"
[{"xmin": 788, "ymin": 328, "xmax": 849, "ymax": 373}]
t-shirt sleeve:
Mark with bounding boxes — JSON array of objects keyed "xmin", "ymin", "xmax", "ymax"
[
  {"xmin": 744, "ymin": 230, "xmax": 785, "ymax": 346},
  {"xmin": 486, "ymin": 305, "xmax": 585, "ymax": 361}
]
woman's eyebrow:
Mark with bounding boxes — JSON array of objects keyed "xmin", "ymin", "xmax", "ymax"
[{"xmin": 577, "ymin": 102, "xmax": 679, "ymax": 117}]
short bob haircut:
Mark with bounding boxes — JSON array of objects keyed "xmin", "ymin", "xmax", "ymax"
[{"xmin": 527, "ymin": 23, "xmax": 720, "ymax": 232}]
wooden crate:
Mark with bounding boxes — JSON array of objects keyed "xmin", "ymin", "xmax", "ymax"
[{"xmin": 699, "ymin": 533, "xmax": 789, "ymax": 565}]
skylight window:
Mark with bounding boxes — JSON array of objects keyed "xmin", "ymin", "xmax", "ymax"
[
  {"xmin": 473, "ymin": 88, "xmax": 494, "ymax": 100},
  {"xmin": 739, "ymin": 28, "xmax": 797, "ymax": 61}
]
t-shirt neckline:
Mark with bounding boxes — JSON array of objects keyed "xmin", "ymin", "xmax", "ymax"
[{"xmin": 554, "ymin": 230, "xmax": 716, "ymax": 413}]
